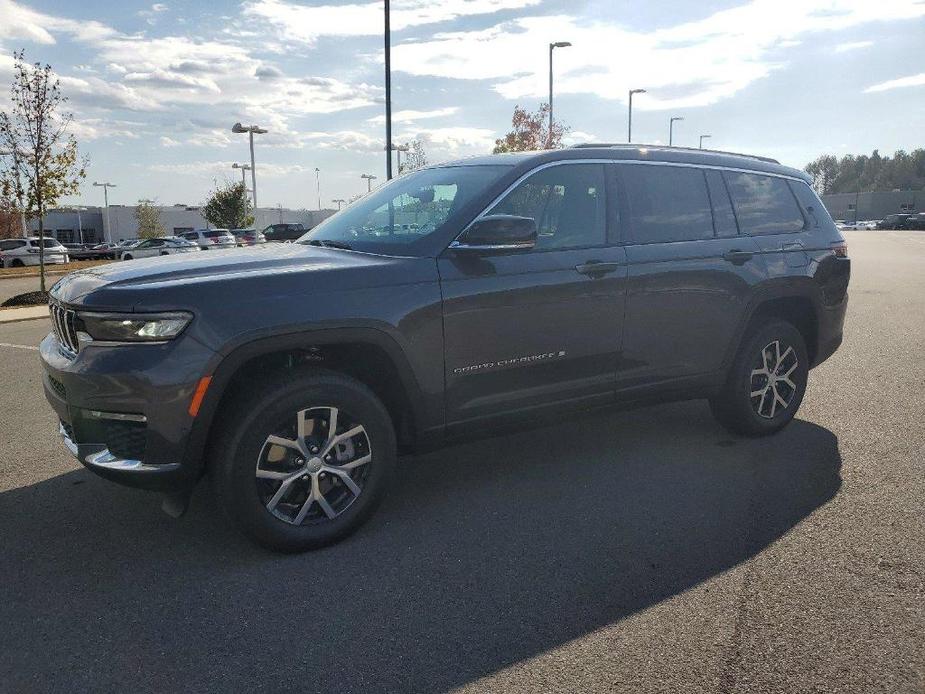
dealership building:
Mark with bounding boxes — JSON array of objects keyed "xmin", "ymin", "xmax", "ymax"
[
  {"xmin": 26, "ymin": 204, "xmax": 336, "ymax": 244},
  {"xmin": 821, "ymin": 190, "xmax": 921, "ymax": 222}
]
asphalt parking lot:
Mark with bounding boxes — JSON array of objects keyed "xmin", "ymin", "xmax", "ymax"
[{"xmin": 0, "ymin": 230, "xmax": 922, "ymax": 693}]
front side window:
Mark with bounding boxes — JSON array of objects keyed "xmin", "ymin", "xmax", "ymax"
[
  {"xmin": 724, "ymin": 172, "xmax": 805, "ymax": 235},
  {"xmin": 487, "ymin": 163, "xmax": 606, "ymax": 250},
  {"xmin": 302, "ymin": 165, "xmax": 510, "ymax": 255},
  {"xmin": 621, "ymin": 164, "xmax": 714, "ymax": 243}
]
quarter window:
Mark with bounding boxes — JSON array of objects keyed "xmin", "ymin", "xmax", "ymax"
[
  {"xmin": 487, "ymin": 163, "xmax": 606, "ymax": 250},
  {"xmin": 621, "ymin": 164, "xmax": 714, "ymax": 243},
  {"xmin": 724, "ymin": 172, "xmax": 805, "ymax": 235}
]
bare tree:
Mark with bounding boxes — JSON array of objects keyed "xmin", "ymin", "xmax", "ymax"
[
  {"xmin": 0, "ymin": 51, "xmax": 86, "ymax": 292},
  {"xmin": 399, "ymin": 139, "xmax": 428, "ymax": 174},
  {"xmin": 493, "ymin": 104, "xmax": 570, "ymax": 154}
]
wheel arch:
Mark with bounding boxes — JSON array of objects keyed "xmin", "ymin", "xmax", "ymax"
[{"xmin": 184, "ymin": 327, "xmax": 430, "ymax": 473}]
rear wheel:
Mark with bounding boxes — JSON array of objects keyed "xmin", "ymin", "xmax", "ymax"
[
  {"xmin": 211, "ymin": 369, "xmax": 396, "ymax": 552},
  {"xmin": 160, "ymin": 251, "xmax": 169, "ymax": 256},
  {"xmin": 122, "ymin": 254, "xmax": 133, "ymax": 260},
  {"xmin": 10, "ymin": 259, "xmax": 24, "ymax": 267},
  {"xmin": 709, "ymin": 320, "xmax": 809, "ymax": 437}
]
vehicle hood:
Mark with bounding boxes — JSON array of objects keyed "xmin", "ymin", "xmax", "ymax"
[{"xmin": 49, "ymin": 243, "xmax": 437, "ymax": 310}]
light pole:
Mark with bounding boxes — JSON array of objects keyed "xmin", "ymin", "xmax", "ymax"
[
  {"xmin": 231, "ymin": 122, "xmax": 268, "ymax": 210},
  {"xmin": 1, "ymin": 148, "xmax": 28, "ymax": 237},
  {"xmin": 548, "ymin": 41, "xmax": 572, "ymax": 149},
  {"xmin": 669, "ymin": 117, "xmax": 684, "ymax": 146},
  {"xmin": 628, "ymin": 88, "xmax": 646, "ymax": 143},
  {"xmin": 333, "ymin": 198, "xmax": 346, "ymax": 210},
  {"xmin": 361, "ymin": 173, "xmax": 377, "ymax": 192},
  {"xmin": 231, "ymin": 162, "xmax": 251, "ymax": 188},
  {"xmin": 315, "ymin": 168, "xmax": 321, "ymax": 210},
  {"xmin": 699, "ymin": 134, "xmax": 711, "ymax": 149},
  {"xmin": 384, "ymin": 0, "xmax": 393, "ymax": 180}
]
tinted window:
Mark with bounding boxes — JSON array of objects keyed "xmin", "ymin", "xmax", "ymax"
[
  {"xmin": 724, "ymin": 172, "xmax": 805, "ymax": 235},
  {"xmin": 0, "ymin": 240, "xmax": 24, "ymax": 250},
  {"xmin": 788, "ymin": 180, "xmax": 827, "ymax": 228},
  {"xmin": 488, "ymin": 163, "xmax": 605, "ymax": 250},
  {"xmin": 622, "ymin": 164, "xmax": 713, "ymax": 243},
  {"xmin": 204, "ymin": 230, "xmax": 231, "ymax": 238},
  {"xmin": 705, "ymin": 170, "xmax": 738, "ymax": 237}
]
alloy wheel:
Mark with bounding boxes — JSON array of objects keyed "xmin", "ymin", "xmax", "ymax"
[
  {"xmin": 255, "ymin": 406, "xmax": 372, "ymax": 525},
  {"xmin": 750, "ymin": 340, "xmax": 799, "ymax": 419}
]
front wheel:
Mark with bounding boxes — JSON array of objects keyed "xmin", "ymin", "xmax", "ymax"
[
  {"xmin": 122, "ymin": 254, "xmax": 132, "ymax": 261},
  {"xmin": 709, "ymin": 320, "xmax": 809, "ymax": 437},
  {"xmin": 211, "ymin": 369, "xmax": 396, "ymax": 552}
]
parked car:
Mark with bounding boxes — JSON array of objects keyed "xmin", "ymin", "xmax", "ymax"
[
  {"xmin": 903, "ymin": 212, "xmax": 925, "ymax": 230},
  {"xmin": 834, "ymin": 219, "xmax": 850, "ymax": 231},
  {"xmin": 0, "ymin": 237, "xmax": 69, "ymax": 268},
  {"xmin": 61, "ymin": 243, "xmax": 96, "ymax": 261},
  {"xmin": 262, "ymin": 223, "xmax": 306, "ymax": 243},
  {"xmin": 89, "ymin": 242, "xmax": 120, "ymax": 260},
  {"xmin": 179, "ymin": 229, "xmax": 237, "ymax": 250},
  {"xmin": 121, "ymin": 236, "xmax": 200, "ymax": 260},
  {"xmin": 41, "ymin": 145, "xmax": 850, "ymax": 552},
  {"xmin": 231, "ymin": 228, "xmax": 267, "ymax": 246},
  {"xmin": 878, "ymin": 214, "xmax": 911, "ymax": 230}
]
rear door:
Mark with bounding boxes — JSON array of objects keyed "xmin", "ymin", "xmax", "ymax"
[
  {"xmin": 439, "ymin": 161, "xmax": 627, "ymax": 427},
  {"xmin": 617, "ymin": 163, "xmax": 766, "ymax": 386}
]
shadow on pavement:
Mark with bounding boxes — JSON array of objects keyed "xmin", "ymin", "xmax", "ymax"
[{"xmin": 0, "ymin": 400, "xmax": 841, "ymax": 692}]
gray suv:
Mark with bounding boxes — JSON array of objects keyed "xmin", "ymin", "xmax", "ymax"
[{"xmin": 41, "ymin": 145, "xmax": 850, "ymax": 552}]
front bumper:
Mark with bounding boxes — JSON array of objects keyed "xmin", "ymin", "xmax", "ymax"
[{"xmin": 40, "ymin": 329, "xmax": 216, "ymax": 492}]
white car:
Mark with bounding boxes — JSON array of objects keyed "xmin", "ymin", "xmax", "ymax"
[
  {"xmin": 0, "ymin": 237, "xmax": 69, "ymax": 268},
  {"xmin": 179, "ymin": 229, "xmax": 237, "ymax": 250},
  {"xmin": 120, "ymin": 237, "xmax": 200, "ymax": 260}
]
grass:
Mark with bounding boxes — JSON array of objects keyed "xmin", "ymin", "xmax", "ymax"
[{"xmin": 0, "ymin": 259, "xmax": 113, "ymax": 279}]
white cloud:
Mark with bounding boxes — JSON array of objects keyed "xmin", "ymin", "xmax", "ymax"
[
  {"xmin": 149, "ymin": 160, "xmax": 310, "ymax": 177},
  {"xmin": 243, "ymin": 0, "xmax": 541, "ymax": 44},
  {"xmin": 834, "ymin": 40, "xmax": 873, "ymax": 52},
  {"xmin": 391, "ymin": 0, "xmax": 925, "ymax": 109},
  {"xmin": 864, "ymin": 72, "xmax": 925, "ymax": 93},
  {"xmin": 367, "ymin": 107, "xmax": 459, "ymax": 124},
  {"xmin": 159, "ymin": 136, "xmax": 181, "ymax": 147}
]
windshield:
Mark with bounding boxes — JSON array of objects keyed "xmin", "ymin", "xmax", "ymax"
[{"xmin": 299, "ymin": 165, "xmax": 510, "ymax": 255}]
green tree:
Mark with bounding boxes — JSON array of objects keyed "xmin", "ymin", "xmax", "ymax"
[
  {"xmin": 0, "ymin": 51, "xmax": 87, "ymax": 292},
  {"xmin": 134, "ymin": 201, "xmax": 165, "ymax": 239},
  {"xmin": 203, "ymin": 181, "xmax": 254, "ymax": 229},
  {"xmin": 805, "ymin": 148, "xmax": 925, "ymax": 195},
  {"xmin": 493, "ymin": 103, "xmax": 569, "ymax": 154}
]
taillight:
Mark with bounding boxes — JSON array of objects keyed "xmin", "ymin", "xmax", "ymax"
[{"xmin": 832, "ymin": 241, "xmax": 848, "ymax": 258}]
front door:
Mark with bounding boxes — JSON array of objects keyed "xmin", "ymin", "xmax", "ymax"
[{"xmin": 439, "ymin": 162, "xmax": 626, "ymax": 428}]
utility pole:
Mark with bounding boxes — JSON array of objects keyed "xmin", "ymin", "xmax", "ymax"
[
  {"xmin": 361, "ymin": 173, "xmax": 377, "ymax": 192},
  {"xmin": 384, "ymin": 0, "xmax": 393, "ymax": 180}
]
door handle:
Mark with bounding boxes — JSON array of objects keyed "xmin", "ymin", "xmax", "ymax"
[
  {"xmin": 575, "ymin": 261, "xmax": 621, "ymax": 277},
  {"xmin": 782, "ymin": 242, "xmax": 804, "ymax": 251},
  {"xmin": 722, "ymin": 249, "xmax": 754, "ymax": 265}
]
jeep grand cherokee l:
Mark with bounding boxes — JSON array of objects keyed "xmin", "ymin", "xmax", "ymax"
[{"xmin": 41, "ymin": 145, "xmax": 850, "ymax": 552}]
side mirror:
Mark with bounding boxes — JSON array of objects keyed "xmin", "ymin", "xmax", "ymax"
[{"xmin": 451, "ymin": 215, "xmax": 537, "ymax": 252}]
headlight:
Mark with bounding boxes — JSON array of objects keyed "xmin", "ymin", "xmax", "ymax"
[{"xmin": 76, "ymin": 312, "xmax": 192, "ymax": 343}]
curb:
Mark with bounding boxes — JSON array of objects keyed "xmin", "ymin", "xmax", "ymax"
[{"xmin": 0, "ymin": 306, "xmax": 49, "ymax": 324}]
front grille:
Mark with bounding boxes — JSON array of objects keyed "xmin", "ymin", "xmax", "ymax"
[{"xmin": 49, "ymin": 301, "xmax": 79, "ymax": 355}]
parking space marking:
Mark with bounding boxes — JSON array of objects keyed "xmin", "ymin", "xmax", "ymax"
[{"xmin": 0, "ymin": 342, "xmax": 39, "ymax": 351}]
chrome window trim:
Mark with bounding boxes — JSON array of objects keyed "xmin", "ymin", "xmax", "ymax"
[{"xmin": 452, "ymin": 158, "xmax": 807, "ymax": 245}]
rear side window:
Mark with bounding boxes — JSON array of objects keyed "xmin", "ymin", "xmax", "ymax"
[
  {"xmin": 621, "ymin": 164, "xmax": 714, "ymax": 243},
  {"xmin": 0, "ymin": 240, "xmax": 24, "ymax": 251},
  {"xmin": 788, "ymin": 180, "xmax": 827, "ymax": 229},
  {"xmin": 489, "ymin": 163, "xmax": 606, "ymax": 250},
  {"xmin": 724, "ymin": 172, "xmax": 805, "ymax": 235},
  {"xmin": 704, "ymin": 170, "xmax": 738, "ymax": 238}
]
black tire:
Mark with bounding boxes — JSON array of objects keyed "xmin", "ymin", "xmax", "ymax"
[
  {"xmin": 10, "ymin": 258, "xmax": 24, "ymax": 267},
  {"xmin": 709, "ymin": 320, "xmax": 809, "ymax": 437},
  {"xmin": 211, "ymin": 369, "xmax": 396, "ymax": 552},
  {"xmin": 160, "ymin": 251, "xmax": 169, "ymax": 256},
  {"xmin": 123, "ymin": 254, "xmax": 132, "ymax": 261}
]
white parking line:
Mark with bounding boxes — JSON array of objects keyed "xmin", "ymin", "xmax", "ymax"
[{"xmin": 0, "ymin": 342, "xmax": 39, "ymax": 351}]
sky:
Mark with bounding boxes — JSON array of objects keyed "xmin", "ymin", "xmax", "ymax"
[{"xmin": 0, "ymin": 0, "xmax": 923, "ymax": 210}]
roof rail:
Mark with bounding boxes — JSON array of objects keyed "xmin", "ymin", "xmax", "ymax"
[{"xmin": 569, "ymin": 143, "xmax": 780, "ymax": 165}]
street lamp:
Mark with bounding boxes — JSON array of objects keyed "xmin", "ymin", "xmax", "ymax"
[
  {"xmin": 360, "ymin": 173, "xmax": 377, "ymax": 192},
  {"xmin": 699, "ymin": 134, "xmax": 712, "ymax": 149},
  {"xmin": 231, "ymin": 122, "xmax": 268, "ymax": 209},
  {"xmin": 669, "ymin": 117, "xmax": 684, "ymax": 147},
  {"xmin": 384, "ymin": 0, "xmax": 393, "ymax": 180},
  {"xmin": 333, "ymin": 198, "xmax": 346, "ymax": 211},
  {"xmin": 387, "ymin": 143, "xmax": 410, "ymax": 174},
  {"xmin": 628, "ymin": 88, "xmax": 646, "ymax": 143},
  {"xmin": 315, "ymin": 167, "xmax": 321, "ymax": 210},
  {"xmin": 548, "ymin": 41, "xmax": 572, "ymax": 149},
  {"xmin": 231, "ymin": 162, "xmax": 251, "ymax": 188}
]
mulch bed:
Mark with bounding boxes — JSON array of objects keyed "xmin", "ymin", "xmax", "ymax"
[{"xmin": 1, "ymin": 291, "xmax": 49, "ymax": 307}]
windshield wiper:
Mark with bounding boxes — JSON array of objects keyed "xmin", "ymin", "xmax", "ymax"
[{"xmin": 305, "ymin": 239, "xmax": 353, "ymax": 250}]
